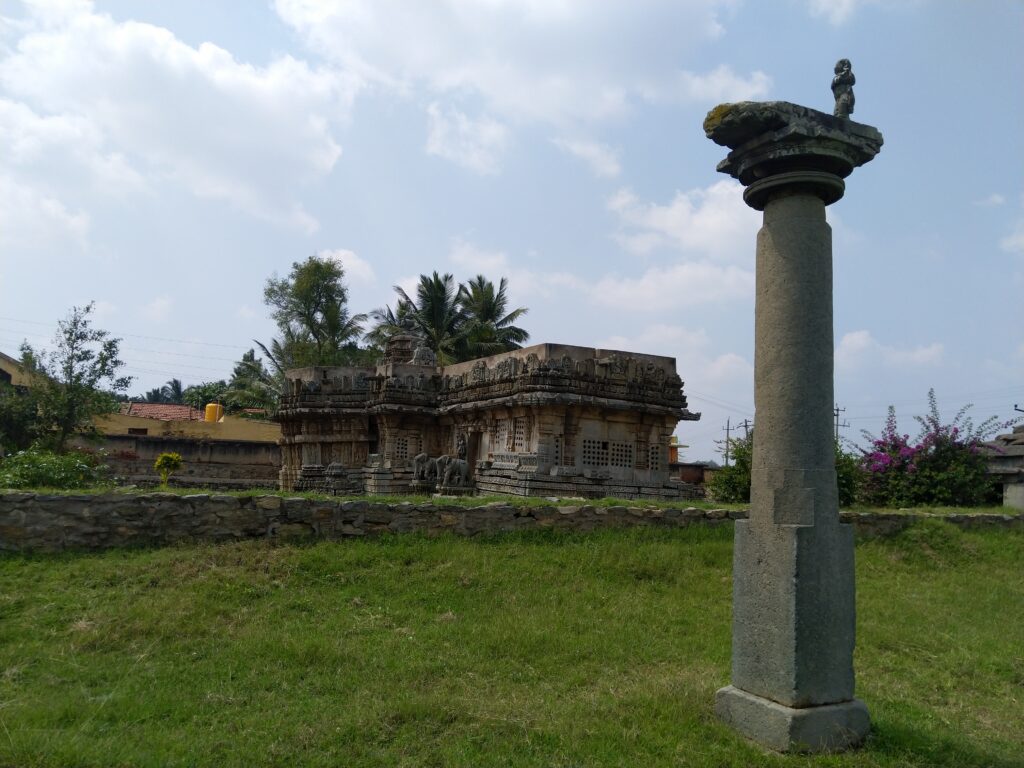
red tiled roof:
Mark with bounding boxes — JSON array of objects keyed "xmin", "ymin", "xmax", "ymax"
[{"xmin": 120, "ymin": 403, "xmax": 205, "ymax": 421}]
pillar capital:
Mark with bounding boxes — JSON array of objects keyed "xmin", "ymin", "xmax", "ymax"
[{"xmin": 703, "ymin": 101, "xmax": 883, "ymax": 210}]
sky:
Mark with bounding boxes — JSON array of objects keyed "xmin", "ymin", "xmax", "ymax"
[{"xmin": 1, "ymin": 0, "xmax": 1021, "ymax": 462}]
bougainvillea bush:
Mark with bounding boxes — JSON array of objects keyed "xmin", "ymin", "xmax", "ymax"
[{"xmin": 859, "ymin": 389, "xmax": 1014, "ymax": 507}]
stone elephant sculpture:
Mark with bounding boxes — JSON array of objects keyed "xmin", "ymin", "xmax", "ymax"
[
  {"xmin": 412, "ymin": 452, "xmax": 437, "ymax": 482},
  {"xmin": 442, "ymin": 458, "xmax": 471, "ymax": 488},
  {"xmin": 434, "ymin": 455, "xmax": 452, "ymax": 481}
]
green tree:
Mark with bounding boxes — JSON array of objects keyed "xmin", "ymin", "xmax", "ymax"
[
  {"xmin": 18, "ymin": 303, "xmax": 132, "ymax": 452},
  {"xmin": 182, "ymin": 380, "xmax": 228, "ymax": 410},
  {"xmin": 0, "ymin": 382, "xmax": 40, "ymax": 454},
  {"xmin": 365, "ymin": 301, "xmax": 416, "ymax": 351},
  {"xmin": 707, "ymin": 431, "xmax": 862, "ymax": 506},
  {"xmin": 143, "ymin": 387, "xmax": 168, "ymax": 403},
  {"xmin": 707, "ymin": 431, "xmax": 753, "ymax": 503},
  {"xmin": 262, "ymin": 255, "xmax": 367, "ymax": 366},
  {"xmin": 392, "ymin": 272, "xmax": 467, "ymax": 365},
  {"xmin": 458, "ymin": 275, "xmax": 529, "ymax": 359},
  {"xmin": 225, "ymin": 348, "xmax": 283, "ymax": 415},
  {"xmin": 161, "ymin": 378, "xmax": 184, "ymax": 404},
  {"xmin": 368, "ymin": 273, "xmax": 531, "ymax": 364}
]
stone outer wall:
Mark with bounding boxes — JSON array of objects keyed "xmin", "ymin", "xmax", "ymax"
[
  {"xmin": 96, "ymin": 435, "xmax": 280, "ymax": 490},
  {"xmin": 1, "ymin": 492, "xmax": 1020, "ymax": 553}
]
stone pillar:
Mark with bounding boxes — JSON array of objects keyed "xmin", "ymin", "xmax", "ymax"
[{"xmin": 703, "ymin": 101, "xmax": 882, "ymax": 752}]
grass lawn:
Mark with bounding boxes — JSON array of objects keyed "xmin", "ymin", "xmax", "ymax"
[{"xmin": 0, "ymin": 522, "xmax": 1021, "ymax": 767}]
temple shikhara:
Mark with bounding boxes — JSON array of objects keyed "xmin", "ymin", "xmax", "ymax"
[{"xmin": 277, "ymin": 336, "xmax": 701, "ymax": 499}]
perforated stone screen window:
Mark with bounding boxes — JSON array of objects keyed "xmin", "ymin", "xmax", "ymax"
[
  {"xmin": 513, "ymin": 418, "xmax": 527, "ymax": 452},
  {"xmin": 649, "ymin": 445, "xmax": 661, "ymax": 471},
  {"xmin": 395, "ymin": 437, "xmax": 409, "ymax": 461},
  {"xmin": 635, "ymin": 441, "xmax": 649, "ymax": 469},
  {"xmin": 582, "ymin": 439, "xmax": 609, "ymax": 467},
  {"xmin": 609, "ymin": 442, "xmax": 634, "ymax": 468},
  {"xmin": 495, "ymin": 420, "xmax": 508, "ymax": 450},
  {"xmin": 553, "ymin": 436, "xmax": 562, "ymax": 465}
]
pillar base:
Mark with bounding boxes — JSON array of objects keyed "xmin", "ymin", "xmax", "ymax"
[{"xmin": 715, "ymin": 686, "xmax": 869, "ymax": 753}]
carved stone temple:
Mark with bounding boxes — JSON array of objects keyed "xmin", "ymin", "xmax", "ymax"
[
  {"xmin": 704, "ymin": 99, "xmax": 882, "ymax": 752},
  {"xmin": 277, "ymin": 336, "xmax": 701, "ymax": 499}
]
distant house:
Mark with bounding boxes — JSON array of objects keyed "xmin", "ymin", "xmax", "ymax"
[
  {"xmin": 94, "ymin": 402, "xmax": 282, "ymax": 490},
  {"xmin": 118, "ymin": 402, "xmax": 205, "ymax": 422},
  {"xmin": 0, "ymin": 350, "xmax": 31, "ymax": 389},
  {"xmin": 985, "ymin": 425, "xmax": 1024, "ymax": 510}
]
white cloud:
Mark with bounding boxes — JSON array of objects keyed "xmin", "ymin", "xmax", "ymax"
[
  {"xmin": 1002, "ymin": 226, "xmax": 1024, "ymax": 255},
  {"xmin": 607, "ymin": 180, "xmax": 760, "ymax": 261},
  {"xmin": 447, "ymin": 237, "xmax": 584, "ymax": 310},
  {"xmin": 807, "ymin": 0, "xmax": 866, "ymax": 25},
  {"xmin": 235, "ymin": 305, "xmax": 257, "ymax": 320},
  {"xmin": 598, "ymin": 323, "xmax": 755, "ymax": 456},
  {"xmin": 447, "ymin": 233, "xmax": 752, "ymax": 314},
  {"xmin": 0, "ymin": 175, "xmax": 90, "ymax": 249},
  {"xmin": 599, "ymin": 325, "xmax": 752, "ymax": 390},
  {"xmin": 590, "ymin": 261, "xmax": 754, "ymax": 311},
  {"xmin": 836, "ymin": 330, "xmax": 944, "ymax": 369},
  {"xmin": 91, "ymin": 300, "xmax": 117, "ymax": 320},
  {"xmin": 640, "ymin": 64, "xmax": 771, "ymax": 104},
  {"xmin": 551, "ymin": 138, "xmax": 621, "ymax": 178},
  {"xmin": 0, "ymin": 97, "xmax": 146, "ymax": 192},
  {"xmin": 0, "ymin": 2, "xmax": 356, "ymax": 233},
  {"xmin": 974, "ymin": 193, "xmax": 1006, "ymax": 207},
  {"xmin": 1000, "ymin": 197, "xmax": 1024, "ymax": 254},
  {"xmin": 275, "ymin": 1, "xmax": 768, "ymax": 145},
  {"xmin": 141, "ymin": 295, "xmax": 173, "ymax": 323},
  {"xmin": 320, "ymin": 248, "xmax": 376, "ymax": 283},
  {"xmin": 449, "ymin": 238, "xmax": 510, "ymax": 274},
  {"xmin": 426, "ymin": 103, "xmax": 508, "ymax": 175}
]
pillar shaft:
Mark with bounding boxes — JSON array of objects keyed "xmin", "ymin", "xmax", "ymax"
[{"xmin": 703, "ymin": 101, "xmax": 882, "ymax": 752}]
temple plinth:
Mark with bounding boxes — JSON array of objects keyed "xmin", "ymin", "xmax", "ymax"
[{"xmin": 704, "ymin": 101, "xmax": 882, "ymax": 752}]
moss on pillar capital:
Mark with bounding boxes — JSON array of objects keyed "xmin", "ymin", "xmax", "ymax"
[{"xmin": 704, "ymin": 101, "xmax": 882, "ymax": 210}]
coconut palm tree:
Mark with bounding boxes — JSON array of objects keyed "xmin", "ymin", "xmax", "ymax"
[
  {"xmin": 160, "ymin": 378, "xmax": 184, "ymax": 404},
  {"xmin": 393, "ymin": 272, "xmax": 468, "ymax": 365},
  {"xmin": 364, "ymin": 298, "xmax": 417, "ymax": 351},
  {"xmin": 458, "ymin": 275, "xmax": 529, "ymax": 359},
  {"xmin": 143, "ymin": 387, "xmax": 167, "ymax": 403},
  {"xmin": 227, "ymin": 336, "xmax": 300, "ymax": 417}
]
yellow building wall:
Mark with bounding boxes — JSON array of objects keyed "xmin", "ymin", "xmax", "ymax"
[
  {"xmin": 0, "ymin": 352, "xmax": 33, "ymax": 387},
  {"xmin": 95, "ymin": 413, "xmax": 281, "ymax": 443}
]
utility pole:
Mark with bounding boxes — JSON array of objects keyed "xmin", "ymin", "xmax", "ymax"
[
  {"xmin": 738, "ymin": 418, "xmax": 753, "ymax": 439},
  {"xmin": 722, "ymin": 418, "xmax": 731, "ymax": 467},
  {"xmin": 833, "ymin": 405, "xmax": 848, "ymax": 441}
]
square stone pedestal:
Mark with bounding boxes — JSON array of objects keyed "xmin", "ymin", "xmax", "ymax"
[{"xmin": 715, "ymin": 685, "xmax": 869, "ymax": 753}]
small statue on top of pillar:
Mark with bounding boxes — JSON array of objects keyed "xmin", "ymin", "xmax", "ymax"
[{"xmin": 832, "ymin": 58, "xmax": 856, "ymax": 118}]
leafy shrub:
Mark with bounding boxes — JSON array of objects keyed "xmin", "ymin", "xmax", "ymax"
[
  {"xmin": 706, "ymin": 432, "xmax": 753, "ymax": 503},
  {"xmin": 859, "ymin": 389, "xmax": 1014, "ymax": 507},
  {"xmin": 154, "ymin": 452, "xmax": 184, "ymax": 487},
  {"xmin": 0, "ymin": 449, "xmax": 108, "ymax": 489},
  {"xmin": 707, "ymin": 431, "xmax": 863, "ymax": 506}
]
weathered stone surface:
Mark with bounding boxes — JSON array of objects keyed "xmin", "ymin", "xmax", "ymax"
[
  {"xmin": 706, "ymin": 97, "xmax": 883, "ymax": 752},
  {"xmin": 703, "ymin": 101, "xmax": 882, "ymax": 209},
  {"xmin": 0, "ymin": 492, "xmax": 1017, "ymax": 553},
  {"xmin": 715, "ymin": 686, "xmax": 869, "ymax": 752},
  {"xmin": 983, "ymin": 424, "xmax": 1024, "ymax": 509},
  {"xmin": 277, "ymin": 342, "xmax": 702, "ymax": 501}
]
